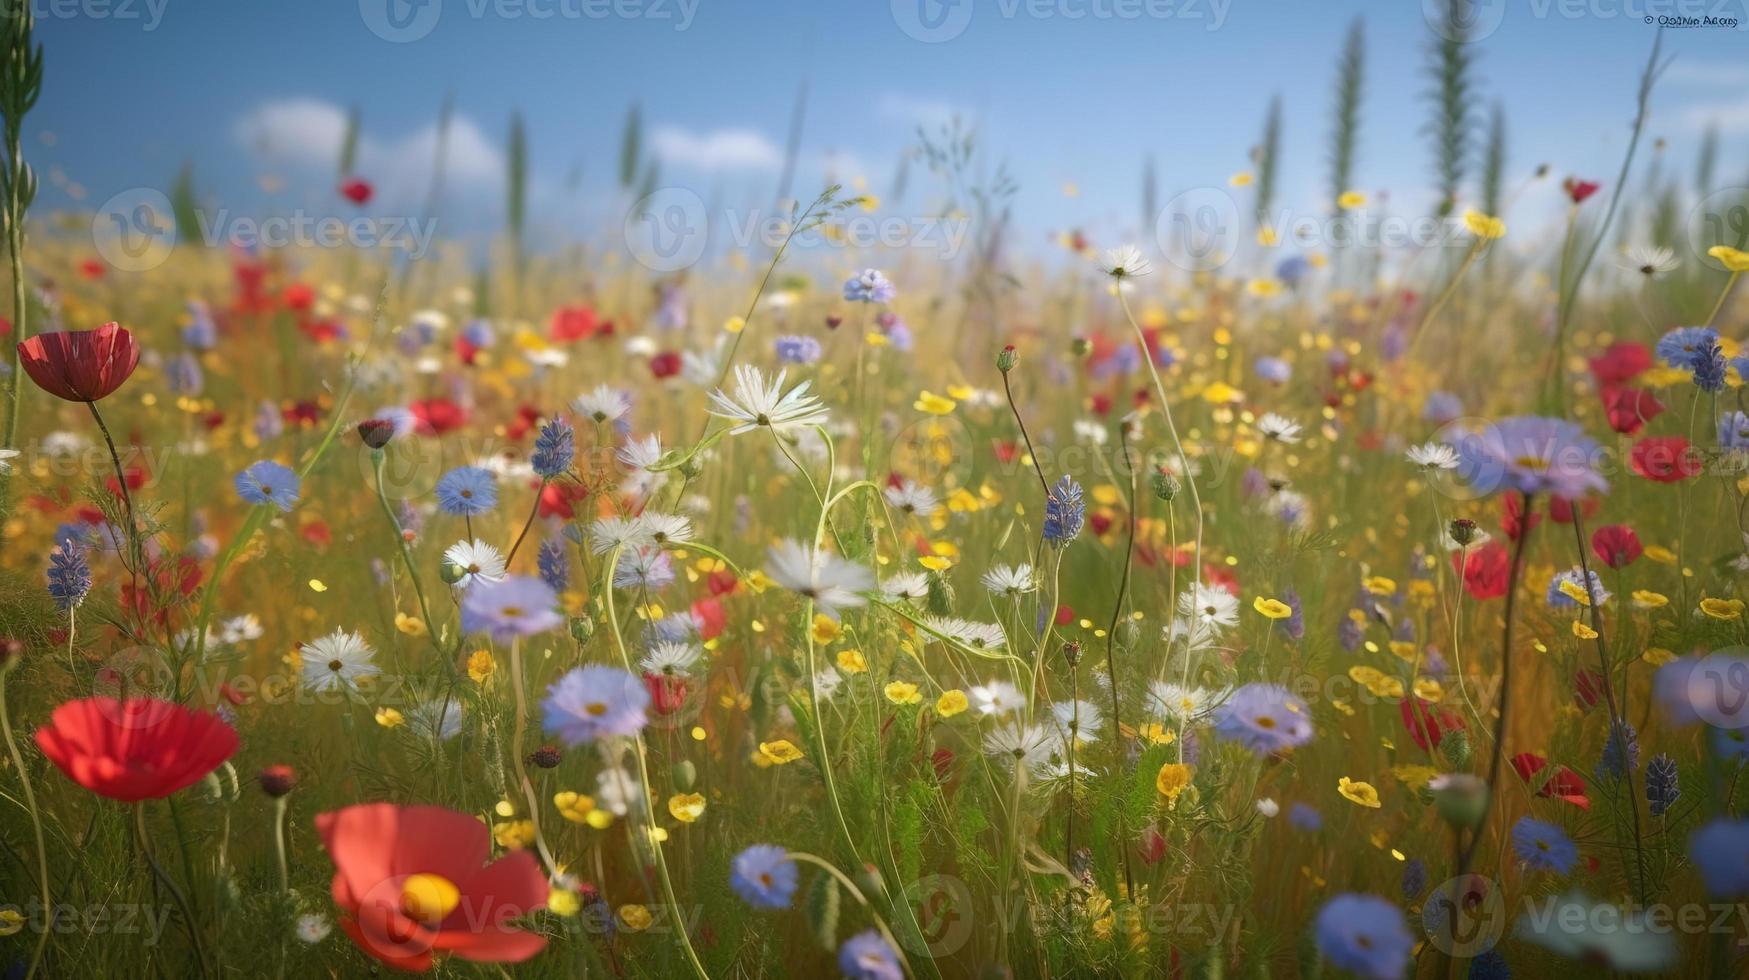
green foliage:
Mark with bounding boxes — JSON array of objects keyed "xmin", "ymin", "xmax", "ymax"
[
  {"xmin": 1424, "ymin": 0, "xmax": 1477, "ymax": 216},
  {"xmin": 1328, "ymin": 18, "xmax": 1364, "ymax": 211}
]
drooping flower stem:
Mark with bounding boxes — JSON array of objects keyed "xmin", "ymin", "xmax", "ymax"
[
  {"xmin": 372, "ymin": 451, "xmax": 440, "ymax": 642},
  {"xmin": 786, "ymin": 852, "xmax": 917, "ymax": 980},
  {"xmin": 1, "ymin": 666, "xmax": 51, "ymax": 980},
  {"xmin": 504, "ymin": 477, "xmax": 546, "ymax": 566},
  {"xmin": 508, "ymin": 637, "xmax": 557, "ymax": 872}
]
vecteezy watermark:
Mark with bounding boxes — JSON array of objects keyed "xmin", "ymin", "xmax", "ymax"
[
  {"xmin": 0, "ymin": 901, "xmax": 173, "ymax": 945},
  {"xmin": 358, "ymin": 0, "xmax": 697, "ymax": 42},
  {"xmin": 891, "ymin": 0, "xmax": 1230, "ymax": 42},
  {"xmin": 1689, "ymin": 187, "xmax": 1749, "ymax": 267},
  {"xmin": 91, "ymin": 187, "xmax": 439, "ymax": 273},
  {"xmin": 1423, "ymin": 0, "xmax": 1747, "ymax": 42},
  {"xmin": 621, "ymin": 187, "xmax": 972, "ymax": 273},
  {"xmin": 5, "ymin": 0, "xmax": 169, "ymax": 30},
  {"xmin": 1422, "ymin": 875, "xmax": 1749, "ymax": 958}
]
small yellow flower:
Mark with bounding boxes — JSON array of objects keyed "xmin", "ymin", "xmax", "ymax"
[
  {"xmin": 1229, "ymin": 172, "xmax": 1254, "ymax": 187},
  {"xmin": 1156, "ymin": 762, "xmax": 1193, "ymax": 803},
  {"xmin": 913, "ymin": 390, "xmax": 957, "ymax": 415},
  {"xmin": 1135, "ymin": 722, "xmax": 1176, "ymax": 746},
  {"xmin": 374, "ymin": 707, "xmax": 405, "ymax": 728},
  {"xmin": 1708, "ymin": 245, "xmax": 1749, "ymax": 272},
  {"xmin": 1253, "ymin": 596, "xmax": 1293, "ymax": 620},
  {"xmin": 492, "ymin": 819, "xmax": 535, "ymax": 849},
  {"xmin": 936, "ymin": 690, "xmax": 969, "ymax": 717},
  {"xmin": 857, "ymin": 194, "xmax": 880, "ymax": 212},
  {"xmin": 723, "ymin": 316, "xmax": 746, "ymax": 334},
  {"xmin": 1701, "ymin": 597, "xmax": 1745, "ymax": 621},
  {"xmin": 0, "ymin": 909, "xmax": 22, "ymax": 936},
  {"xmin": 758, "ymin": 740, "xmax": 804, "ymax": 765},
  {"xmin": 1388, "ymin": 764, "xmax": 1438, "ymax": 788},
  {"xmin": 1255, "ymin": 227, "xmax": 1279, "ymax": 247},
  {"xmin": 554, "ymin": 791, "xmax": 595, "ymax": 824},
  {"xmin": 1558, "ymin": 579, "xmax": 1592, "ymax": 607},
  {"xmin": 885, "ymin": 681, "xmax": 923, "ymax": 705},
  {"xmin": 810, "ymin": 614, "xmax": 843, "ymax": 646},
  {"xmin": 618, "ymin": 904, "xmax": 653, "ymax": 931},
  {"xmin": 1201, "ymin": 381, "xmax": 1244, "ymax": 404},
  {"xmin": 466, "ymin": 649, "xmax": 495, "ymax": 683},
  {"xmin": 585, "ymin": 809, "xmax": 614, "ymax": 829},
  {"xmin": 668, "ymin": 792, "xmax": 706, "ymax": 823},
  {"xmin": 1643, "ymin": 647, "xmax": 1676, "ymax": 666},
  {"xmin": 1462, "ymin": 209, "xmax": 1506, "ymax": 240},
  {"xmin": 1246, "ymin": 277, "xmax": 1281, "ymax": 297},
  {"xmin": 308, "ymin": 579, "xmax": 327, "ymax": 592},
  {"xmin": 1337, "ymin": 190, "xmax": 1367, "ymax": 210},
  {"xmin": 1338, "ymin": 777, "xmax": 1381, "ymax": 808},
  {"xmin": 1632, "ymin": 589, "xmax": 1669, "ymax": 608},
  {"xmin": 918, "ymin": 555, "xmax": 952, "ymax": 572},
  {"xmin": 395, "ymin": 612, "xmax": 428, "ymax": 636},
  {"xmin": 1643, "ymin": 545, "xmax": 1678, "ymax": 564},
  {"xmin": 1412, "ymin": 677, "xmax": 1444, "ymax": 703},
  {"xmin": 548, "ymin": 888, "xmax": 582, "ymax": 917},
  {"xmin": 836, "ymin": 649, "xmax": 868, "ymax": 674},
  {"xmin": 1572, "ymin": 620, "xmax": 1599, "ymax": 640},
  {"xmin": 1363, "ymin": 576, "xmax": 1397, "ymax": 596}
]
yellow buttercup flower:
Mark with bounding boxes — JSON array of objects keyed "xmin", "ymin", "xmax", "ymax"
[
  {"xmin": 1632, "ymin": 590, "xmax": 1669, "ymax": 608},
  {"xmin": 1134, "ymin": 722, "xmax": 1176, "ymax": 746},
  {"xmin": 758, "ymin": 740, "xmax": 804, "ymax": 765},
  {"xmin": 1388, "ymin": 764, "xmax": 1438, "ymax": 788},
  {"xmin": 936, "ymin": 690, "xmax": 969, "ymax": 717},
  {"xmin": 1337, "ymin": 190, "xmax": 1367, "ymax": 210},
  {"xmin": 619, "ymin": 905, "xmax": 653, "ymax": 931},
  {"xmin": 1363, "ymin": 576, "xmax": 1397, "ymax": 596},
  {"xmin": 1253, "ymin": 596, "xmax": 1293, "ymax": 620},
  {"xmin": 1643, "ymin": 648, "xmax": 1676, "ymax": 666},
  {"xmin": 810, "ymin": 614, "xmax": 843, "ymax": 646},
  {"xmin": 1572, "ymin": 620, "xmax": 1598, "ymax": 640},
  {"xmin": 919, "ymin": 555, "xmax": 952, "ymax": 572},
  {"xmin": 492, "ymin": 819, "xmax": 535, "ymax": 849},
  {"xmin": 1229, "ymin": 172, "xmax": 1254, "ymax": 187},
  {"xmin": 1156, "ymin": 762, "xmax": 1193, "ymax": 803},
  {"xmin": 1708, "ymin": 245, "xmax": 1749, "ymax": 272},
  {"xmin": 885, "ymin": 681, "xmax": 923, "ymax": 705},
  {"xmin": 554, "ymin": 791, "xmax": 595, "ymax": 824},
  {"xmin": 1338, "ymin": 777, "xmax": 1381, "ymax": 808},
  {"xmin": 668, "ymin": 792, "xmax": 706, "ymax": 823},
  {"xmin": 395, "ymin": 612, "xmax": 427, "ymax": 636},
  {"xmin": 913, "ymin": 390, "xmax": 957, "ymax": 415},
  {"xmin": 1700, "ymin": 597, "xmax": 1745, "ymax": 621},
  {"xmin": 466, "ymin": 649, "xmax": 495, "ymax": 683},
  {"xmin": 1462, "ymin": 209, "xmax": 1506, "ymax": 240},
  {"xmin": 1255, "ymin": 227, "xmax": 1279, "ymax": 247},
  {"xmin": 1558, "ymin": 579, "xmax": 1592, "ymax": 606},
  {"xmin": 375, "ymin": 707, "xmax": 405, "ymax": 729},
  {"xmin": 836, "ymin": 649, "xmax": 868, "ymax": 674},
  {"xmin": 1643, "ymin": 545, "xmax": 1678, "ymax": 564},
  {"xmin": 548, "ymin": 888, "xmax": 582, "ymax": 917}
]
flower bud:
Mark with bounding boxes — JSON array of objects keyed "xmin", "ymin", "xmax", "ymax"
[
  {"xmin": 357, "ymin": 418, "xmax": 395, "ymax": 449},
  {"xmin": 569, "ymin": 615, "xmax": 596, "ymax": 643},
  {"xmin": 438, "ymin": 560, "xmax": 467, "ymax": 585},
  {"xmin": 672, "ymin": 759, "xmax": 697, "ymax": 791},
  {"xmin": 1151, "ymin": 467, "xmax": 1181, "ymax": 501},
  {"xmin": 1061, "ymin": 640, "xmax": 1083, "ymax": 668},
  {"xmin": 528, "ymin": 745, "xmax": 562, "ymax": 769},
  {"xmin": 1448, "ymin": 518, "xmax": 1478, "ymax": 547},
  {"xmin": 996, "ymin": 344, "xmax": 1018, "ymax": 374},
  {"xmin": 259, "ymin": 764, "xmax": 297, "ymax": 798},
  {"xmin": 1429, "ymin": 773, "xmax": 1489, "ymax": 828}
]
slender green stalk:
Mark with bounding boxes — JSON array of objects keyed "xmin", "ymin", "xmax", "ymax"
[
  {"xmin": 1, "ymin": 666, "xmax": 50, "ymax": 979},
  {"xmin": 508, "ymin": 637, "xmax": 557, "ymax": 871}
]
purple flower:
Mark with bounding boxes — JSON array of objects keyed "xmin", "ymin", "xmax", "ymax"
[
  {"xmin": 460, "ymin": 575, "xmax": 564, "ymax": 640},
  {"xmin": 1314, "ymin": 894, "xmax": 1412, "ymax": 980},
  {"xmin": 1656, "ymin": 326, "xmax": 1719, "ymax": 371},
  {"xmin": 1214, "ymin": 683, "xmax": 1313, "ymax": 755},
  {"xmin": 1689, "ymin": 819, "xmax": 1749, "ymax": 898},
  {"xmin": 234, "ymin": 460, "xmax": 301, "ymax": 512},
  {"xmin": 435, "ymin": 465, "xmax": 498, "ymax": 516},
  {"xmin": 1452, "ymin": 416, "xmax": 1607, "ymax": 499},
  {"xmin": 531, "ymin": 417, "xmax": 575, "ymax": 478},
  {"xmin": 537, "ymin": 536, "xmax": 569, "ymax": 592},
  {"xmin": 774, "ymin": 335, "xmax": 822, "ymax": 365},
  {"xmin": 541, "ymin": 665, "xmax": 649, "ymax": 744},
  {"xmin": 1042, "ymin": 475, "xmax": 1085, "ymax": 545},
  {"xmin": 838, "ymin": 930, "xmax": 902, "ymax": 979},
  {"xmin": 729, "ymin": 844, "xmax": 797, "ymax": 908},
  {"xmin": 1512, "ymin": 816, "xmax": 1577, "ymax": 873},
  {"xmin": 1422, "ymin": 391, "xmax": 1462, "ymax": 424},
  {"xmin": 843, "ymin": 268, "xmax": 895, "ymax": 304},
  {"xmin": 1289, "ymin": 802, "xmax": 1322, "ymax": 831},
  {"xmin": 46, "ymin": 537, "xmax": 90, "ymax": 611}
]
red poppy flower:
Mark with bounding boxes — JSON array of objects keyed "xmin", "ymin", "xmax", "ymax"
[
  {"xmin": 1053, "ymin": 604, "xmax": 1074, "ymax": 627},
  {"xmin": 1574, "ymin": 668, "xmax": 1605, "ymax": 710},
  {"xmin": 410, "ymin": 398, "xmax": 467, "ymax": 436},
  {"xmin": 1588, "ymin": 341, "xmax": 1651, "ymax": 388},
  {"xmin": 1138, "ymin": 828, "xmax": 1168, "ymax": 866},
  {"xmin": 643, "ymin": 673, "xmax": 689, "ymax": 716},
  {"xmin": 1602, "ymin": 387, "xmax": 1663, "ymax": 435},
  {"xmin": 16, "ymin": 322, "xmax": 140, "ymax": 402},
  {"xmin": 537, "ymin": 480, "xmax": 587, "ymax": 520},
  {"xmin": 316, "ymin": 803, "xmax": 547, "ymax": 971},
  {"xmin": 1502, "ymin": 492, "xmax": 1540, "ymax": 541},
  {"xmin": 1547, "ymin": 495, "xmax": 1599, "ymax": 524},
  {"xmin": 1563, "ymin": 177, "xmax": 1600, "ymax": 204},
  {"xmin": 1401, "ymin": 697, "xmax": 1463, "ymax": 751},
  {"xmin": 281, "ymin": 283, "xmax": 316, "ymax": 312},
  {"xmin": 1510, "ymin": 752, "xmax": 1590, "ymax": 809},
  {"xmin": 282, "ymin": 400, "xmax": 324, "ymax": 427},
  {"xmin": 1454, "ymin": 542, "xmax": 1510, "ymax": 600},
  {"xmin": 1089, "ymin": 392, "xmax": 1113, "ymax": 415},
  {"xmin": 504, "ymin": 405, "xmax": 543, "ymax": 441},
  {"xmin": 339, "ymin": 177, "xmax": 374, "ymax": 206},
  {"xmin": 649, "ymin": 351, "xmax": 682, "ymax": 379},
  {"xmin": 1630, "ymin": 436, "xmax": 1701, "ymax": 483},
  {"xmin": 548, "ymin": 305, "xmax": 599, "ymax": 342},
  {"xmin": 1591, "ymin": 524, "xmax": 1641, "ymax": 568},
  {"xmin": 34, "ymin": 697, "xmax": 237, "ymax": 802},
  {"xmin": 705, "ymin": 568, "xmax": 738, "ymax": 597},
  {"xmin": 78, "ymin": 258, "xmax": 106, "ymax": 280},
  {"xmin": 691, "ymin": 597, "xmax": 727, "ymax": 640},
  {"xmin": 299, "ymin": 318, "xmax": 345, "ymax": 343}
]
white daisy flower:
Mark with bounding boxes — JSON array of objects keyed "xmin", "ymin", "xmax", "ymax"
[
  {"xmin": 637, "ymin": 512, "xmax": 693, "ymax": 547},
  {"xmin": 883, "ymin": 480, "xmax": 939, "ymax": 518},
  {"xmin": 812, "ymin": 665, "xmax": 844, "ymax": 700},
  {"xmin": 295, "ymin": 913, "xmax": 331, "ymax": 944},
  {"xmin": 766, "ymin": 540, "xmax": 874, "ymax": 617},
  {"xmin": 1146, "ymin": 681, "xmax": 1216, "ymax": 721},
  {"xmin": 595, "ymin": 766, "xmax": 642, "ymax": 816},
  {"xmin": 1050, "ymin": 699, "xmax": 1104, "ymax": 744},
  {"xmin": 1072, "ymin": 419, "xmax": 1109, "ymax": 446},
  {"xmin": 928, "ymin": 616, "xmax": 1007, "ymax": 651},
  {"xmin": 1256, "ymin": 797, "xmax": 1280, "ymax": 818},
  {"xmin": 640, "ymin": 640, "xmax": 703, "ymax": 677},
  {"xmin": 1178, "ymin": 583, "xmax": 1240, "ymax": 633},
  {"xmin": 218, "ymin": 614, "xmax": 264, "ymax": 645},
  {"xmin": 880, "ymin": 571, "xmax": 931, "ymax": 601},
  {"xmin": 617, "ymin": 434, "xmax": 665, "ymax": 472},
  {"xmin": 1257, "ymin": 412, "xmax": 1303, "ymax": 444},
  {"xmin": 0, "ymin": 447, "xmax": 18, "ymax": 473},
  {"xmin": 1100, "ymin": 244, "xmax": 1153, "ymax": 279},
  {"xmin": 707, "ymin": 365, "xmax": 830, "ymax": 435},
  {"xmin": 981, "ymin": 563, "xmax": 1036, "ymax": 597},
  {"xmin": 589, "ymin": 516, "xmax": 654, "ymax": 555},
  {"xmin": 1406, "ymin": 441, "xmax": 1460, "ymax": 470},
  {"xmin": 982, "ymin": 721, "xmax": 1063, "ymax": 773},
  {"xmin": 300, "ymin": 629, "xmax": 379, "ymax": 694},
  {"xmin": 970, "ymin": 679, "xmax": 1026, "ymax": 717},
  {"xmin": 443, "ymin": 539, "xmax": 509, "ymax": 588},
  {"xmin": 1620, "ymin": 244, "xmax": 1678, "ymax": 280},
  {"xmin": 406, "ymin": 698, "xmax": 465, "ymax": 740},
  {"xmin": 573, "ymin": 384, "xmax": 631, "ymax": 424}
]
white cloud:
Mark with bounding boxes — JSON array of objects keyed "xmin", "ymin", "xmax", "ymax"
[
  {"xmin": 1675, "ymin": 96, "xmax": 1749, "ymax": 133},
  {"xmin": 649, "ymin": 126, "xmax": 782, "ymax": 172},
  {"xmin": 234, "ymin": 97, "xmax": 504, "ymax": 191},
  {"xmin": 876, "ymin": 94, "xmax": 965, "ymax": 130},
  {"xmin": 1664, "ymin": 61, "xmax": 1749, "ymax": 87}
]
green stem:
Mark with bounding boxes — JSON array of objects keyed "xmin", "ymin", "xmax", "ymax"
[{"xmin": 1, "ymin": 667, "xmax": 51, "ymax": 980}]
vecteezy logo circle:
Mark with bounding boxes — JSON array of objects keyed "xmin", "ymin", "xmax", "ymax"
[
  {"xmin": 897, "ymin": 874, "xmax": 974, "ymax": 957},
  {"xmin": 623, "ymin": 187, "xmax": 708, "ymax": 273},
  {"xmin": 359, "ymin": 0, "xmax": 443, "ymax": 42},
  {"xmin": 92, "ymin": 188, "xmax": 176, "ymax": 273},
  {"xmin": 1685, "ymin": 651, "xmax": 1749, "ymax": 730},
  {"xmin": 1421, "ymin": 0, "xmax": 1505, "ymax": 43},
  {"xmin": 891, "ymin": 0, "xmax": 974, "ymax": 42},
  {"xmin": 362, "ymin": 436, "xmax": 444, "ymax": 501},
  {"xmin": 1155, "ymin": 188, "xmax": 1240, "ymax": 273},
  {"xmin": 1687, "ymin": 186, "xmax": 1749, "ymax": 267},
  {"xmin": 93, "ymin": 646, "xmax": 179, "ymax": 729},
  {"xmin": 1422, "ymin": 874, "xmax": 1505, "ymax": 958}
]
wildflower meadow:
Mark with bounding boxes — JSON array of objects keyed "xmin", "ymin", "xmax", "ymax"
[{"xmin": 3, "ymin": 2, "xmax": 1749, "ymax": 978}]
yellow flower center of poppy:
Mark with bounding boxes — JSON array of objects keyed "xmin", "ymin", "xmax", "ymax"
[{"xmin": 401, "ymin": 873, "xmax": 461, "ymax": 923}]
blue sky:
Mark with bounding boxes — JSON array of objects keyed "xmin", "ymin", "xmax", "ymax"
[{"xmin": 30, "ymin": 0, "xmax": 1749, "ymax": 259}]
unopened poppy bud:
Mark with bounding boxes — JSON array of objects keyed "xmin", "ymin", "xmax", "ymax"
[
  {"xmin": 1151, "ymin": 467, "xmax": 1180, "ymax": 501},
  {"xmin": 824, "ymin": 314, "xmax": 843, "ymax": 330},
  {"xmin": 996, "ymin": 344, "xmax": 1017, "ymax": 374},
  {"xmin": 259, "ymin": 764, "xmax": 297, "ymax": 798},
  {"xmin": 1448, "ymin": 518, "xmax": 1478, "ymax": 547},
  {"xmin": 672, "ymin": 759, "xmax": 697, "ymax": 791},
  {"xmin": 527, "ymin": 745, "xmax": 562, "ymax": 769},
  {"xmin": 438, "ymin": 560, "xmax": 467, "ymax": 585},
  {"xmin": 1061, "ymin": 640, "xmax": 1082, "ymax": 668},
  {"xmin": 357, "ymin": 418, "xmax": 395, "ymax": 449},
  {"xmin": 569, "ymin": 615, "xmax": 596, "ymax": 643}
]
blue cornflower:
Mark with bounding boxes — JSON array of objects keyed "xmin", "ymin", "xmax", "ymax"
[
  {"xmin": 1656, "ymin": 326, "xmax": 1719, "ymax": 371},
  {"xmin": 541, "ymin": 665, "xmax": 649, "ymax": 745},
  {"xmin": 537, "ymin": 536, "xmax": 569, "ymax": 592},
  {"xmin": 1214, "ymin": 683, "xmax": 1314, "ymax": 756},
  {"xmin": 1275, "ymin": 586, "xmax": 1304, "ymax": 640},
  {"xmin": 842, "ymin": 268, "xmax": 895, "ymax": 304},
  {"xmin": 46, "ymin": 538, "xmax": 90, "ymax": 612},
  {"xmin": 1314, "ymin": 894, "xmax": 1412, "ymax": 980},
  {"xmin": 165, "ymin": 352, "xmax": 203, "ymax": 396},
  {"xmin": 1042, "ymin": 475, "xmax": 1085, "ymax": 545},
  {"xmin": 1511, "ymin": 816, "xmax": 1577, "ymax": 873},
  {"xmin": 531, "ymin": 417, "xmax": 575, "ymax": 479},
  {"xmin": 435, "ymin": 465, "xmax": 498, "ymax": 516},
  {"xmin": 1275, "ymin": 255, "xmax": 1310, "ymax": 287},
  {"xmin": 461, "ymin": 318, "xmax": 494, "ymax": 348},
  {"xmin": 1646, "ymin": 753, "xmax": 1680, "ymax": 816},
  {"xmin": 1720, "ymin": 411, "xmax": 1749, "ymax": 451},
  {"xmin": 1468, "ymin": 949, "xmax": 1511, "ymax": 980},
  {"xmin": 1290, "ymin": 802, "xmax": 1322, "ymax": 831},
  {"xmin": 1453, "ymin": 416, "xmax": 1607, "ymax": 499},
  {"xmin": 1545, "ymin": 567, "xmax": 1609, "ymax": 609},
  {"xmin": 838, "ymin": 930, "xmax": 903, "ymax": 980},
  {"xmin": 1689, "ymin": 818, "xmax": 1749, "ymax": 898},
  {"xmin": 1401, "ymin": 858, "xmax": 1427, "ymax": 900},
  {"xmin": 1694, "ymin": 339, "xmax": 1727, "ymax": 392},
  {"xmin": 773, "ymin": 335, "xmax": 822, "ymax": 365},
  {"xmin": 1596, "ymin": 719, "xmax": 1639, "ymax": 780},
  {"xmin": 234, "ymin": 460, "xmax": 301, "ymax": 512},
  {"xmin": 460, "ymin": 575, "xmax": 564, "ymax": 640},
  {"xmin": 1423, "ymin": 391, "xmax": 1463, "ymax": 424},
  {"xmin": 729, "ymin": 844, "xmax": 798, "ymax": 908},
  {"xmin": 1254, "ymin": 355, "xmax": 1291, "ymax": 384},
  {"xmin": 181, "ymin": 301, "xmax": 216, "ymax": 350},
  {"xmin": 253, "ymin": 399, "xmax": 284, "ymax": 442}
]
